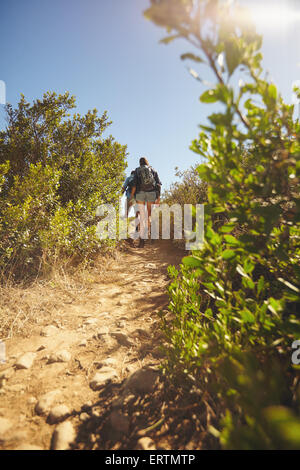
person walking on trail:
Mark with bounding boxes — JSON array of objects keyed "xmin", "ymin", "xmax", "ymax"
[
  {"xmin": 130, "ymin": 157, "xmax": 162, "ymax": 248},
  {"xmin": 122, "ymin": 170, "xmax": 140, "ymax": 240},
  {"xmin": 122, "ymin": 170, "xmax": 136, "ymax": 218}
]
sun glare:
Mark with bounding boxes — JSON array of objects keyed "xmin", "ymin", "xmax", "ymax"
[{"xmin": 246, "ymin": 1, "xmax": 300, "ymax": 31}]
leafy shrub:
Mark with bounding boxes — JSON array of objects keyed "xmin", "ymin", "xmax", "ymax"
[
  {"xmin": 0, "ymin": 92, "xmax": 127, "ymax": 278},
  {"xmin": 145, "ymin": 0, "xmax": 300, "ymax": 449},
  {"xmin": 163, "ymin": 165, "xmax": 208, "ymax": 207}
]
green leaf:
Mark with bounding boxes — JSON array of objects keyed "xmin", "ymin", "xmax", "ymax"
[
  {"xmin": 182, "ymin": 256, "xmax": 202, "ymax": 268},
  {"xmin": 224, "ymin": 39, "xmax": 241, "ymax": 77},
  {"xmin": 268, "ymin": 84, "xmax": 277, "ymax": 101},
  {"xmin": 222, "ymin": 249, "xmax": 236, "ymax": 260},
  {"xmin": 159, "ymin": 34, "xmax": 182, "ymax": 44},
  {"xmin": 220, "ymin": 224, "xmax": 236, "ymax": 233},
  {"xmin": 181, "ymin": 53, "xmax": 204, "ymax": 63},
  {"xmin": 200, "ymin": 89, "xmax": 218, "ymax": 103},
  {"xmin": 224, "ymin": 234, "xmax": 239, "ymax": 246},
  {"xmin": 241, "ymin": 310, "xmax": 255, "ymax": 323}
]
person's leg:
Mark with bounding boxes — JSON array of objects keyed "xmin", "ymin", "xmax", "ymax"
[
  {"xmin": 146, "ymin": 201, "xmax": 153, "ymax": 239},
  {"xmin": 135, "ymin": 210, "xmax": 140, "ymax": 233},
  {"xmin": 145, "ymin": 191, "xmax": 157, "ymax": 240},
  {"xmin": 136, "ymin": 201, "xmax": 146, "ymax": 245}
]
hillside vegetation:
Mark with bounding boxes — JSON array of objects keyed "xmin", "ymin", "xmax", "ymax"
[
  {"xmin": 145, "ymin": 0, "xmax": 300, "ymax": 449},
  {"xmin": 0, "ymin": 92, "xmax": 127, "ymax": 280}
]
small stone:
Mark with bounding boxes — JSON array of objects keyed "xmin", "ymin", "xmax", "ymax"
[
  {"xmin": 91, "ymin": 409, "xmax": 101, "ymax": 418},
  {"xmin": 96, "ymin": 357, "xmax": 117, "ymax": 368},
  {"xmin": 89, "ymin": 367, "xmax": 118, "ymax": 391},
  {"xmin": 136, "ymin": 437, "xmax": 156, "ymax": 450},
  {"xmin": 37, "ymin": 345, "xmax": 46, "ymax": 352},
  {"xmin": 109, "ymin": 411, "xmax": 130, "ymax": 434},
  {"xmin": 116, "ymin": 320, "xmax": 125, "ymax": 328},
  {"xmin": 93, "ymin": 327, "xmax": 109, "ymax": 339},
  {"xmin": 79, "ymin": 340, "xmax": 87, "ymax": 347},
  {"xmin": 123, "ymin": 367, "xmax": 159, "ymax": 394},
  {"xmin": 79, "ymin": 413, "xmax": 90, "ymax": 422},
  {"xmin": 84, "ymin": 318, "xmax": 98, "ymax": 325},
  {"xmin": 47, "ymin": 350, "xmax": 71, "ymax": 364},
  {"xmin": 48, "ymin": 404, "xmax": 70, "ymax": 424},
  {"xmin": 27, "ymin": 396, "xmax": 37, "ymax": 405},
  {"xmin": 40, "ymin": 325, "xmax": 59, "ymax": 337},
  {"xmin": 51, "ymin": 421, "xmax": 76, "ymax": 450},
  {"xmin": 144, "ymin": 263, "xmax": 156, "ymax": 269},
  {"xmin": 35, "ymin": 390, "xmax": 62, "ymax": 416},
  {"xmin": 99, "ymin": 312, "xmax": 109, "ymax": 317},
  {"xmin": 15, "ymin": 352, "xmax": 36, "ymax": 370},
  {"xmin": 14, "ymin": 443, "xmax": 43, "ymax": 450}
]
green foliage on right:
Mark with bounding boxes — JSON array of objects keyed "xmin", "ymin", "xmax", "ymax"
[
  {"xmin": 0, "ymin": 92, "xmax": 127, "ymax": 278},
  {"xmin": 146, "ymin": 0, "xmax": 300, "ymax": 449}
]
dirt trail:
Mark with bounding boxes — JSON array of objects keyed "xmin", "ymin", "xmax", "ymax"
[{"xmin": 0, "ymin": 240, "xmax": 184, "ymax": 450}]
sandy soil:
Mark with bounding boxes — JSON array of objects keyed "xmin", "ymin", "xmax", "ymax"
[{"xmin": 0, "ymin": 240, "xmax": 186, "ymax": 450}]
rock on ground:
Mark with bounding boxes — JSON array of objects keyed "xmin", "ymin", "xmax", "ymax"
[
  {"xmin": 84, "ymin": 318, "xmax": 99, "ymax": 326},
  {"xmin": 40, "ymin": 325, "xmax": 59, "ymax": 337},
  {"xmin": 47, "ymin": 350, "xmax": 71, "ymax": 364},
  {"xmin": 89, "ymin": 367, "xmax": 118, "ymax": 391},
  {"xmin": 48, "ymin": 404, "xmax": 70, "ymax": 424},
  {"xmin": 136, "ymin": 437, "xmax": 156, "ymax": 450},
  {"xmin": 35, "ymin": 390, "xmax": 62, "ymax": 416},
  {"xmin": 96, "ymin": 357, "xmax": 117, "ymax": 368},
  {"xmin": 15, "ymin": 352, "xmax": 36, "ymax": 370},
  {"xmin": 123, "ymin": 367, "xmax": 159, "ymax": 394},
  {"xmin": 51, "ymin": 421, "xmax": 76, "ymax": 450}
]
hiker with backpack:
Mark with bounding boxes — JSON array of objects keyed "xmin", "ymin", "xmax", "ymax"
[{"xmin": 130, "ymin": 157, "xmax": 162, "ymax": 248}]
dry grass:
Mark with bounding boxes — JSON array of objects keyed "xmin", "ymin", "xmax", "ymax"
[{"xmin": 0, "ymin": 248, "xmax": 122, "ymax": 340}]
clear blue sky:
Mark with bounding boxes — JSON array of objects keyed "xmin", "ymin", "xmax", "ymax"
[{"xmin": 0, "ymin": 0, "xmax": 299, "ymax": 190}]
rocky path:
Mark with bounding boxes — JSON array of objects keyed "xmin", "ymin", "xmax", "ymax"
[{"xmin": 0, "ymin": 241, "xmax": 183, "ymax": 450}]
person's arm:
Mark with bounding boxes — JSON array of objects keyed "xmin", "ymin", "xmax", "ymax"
[
  {"xmin": 131, "ymin": 186, "xmax": 136, "ymax": 199},
  {"xmin": 130, "ymin": 171, "xmax": 137, "ymax": 199},
  {"xmin": 122, "ymin": 176, "xmax": 130, "ymax": 194}
]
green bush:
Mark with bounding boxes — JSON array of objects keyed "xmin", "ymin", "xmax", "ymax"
[
  {"xmin": 146, "ymin": 0, "xmax": 300, "ymax": 449},
  {"xmin": 0, "ymin": 92, "xmax": 127, "ymax": 278},
  {"xmin": 163, "ymin": 165, "xmax": 208, "ymax": 207}
]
